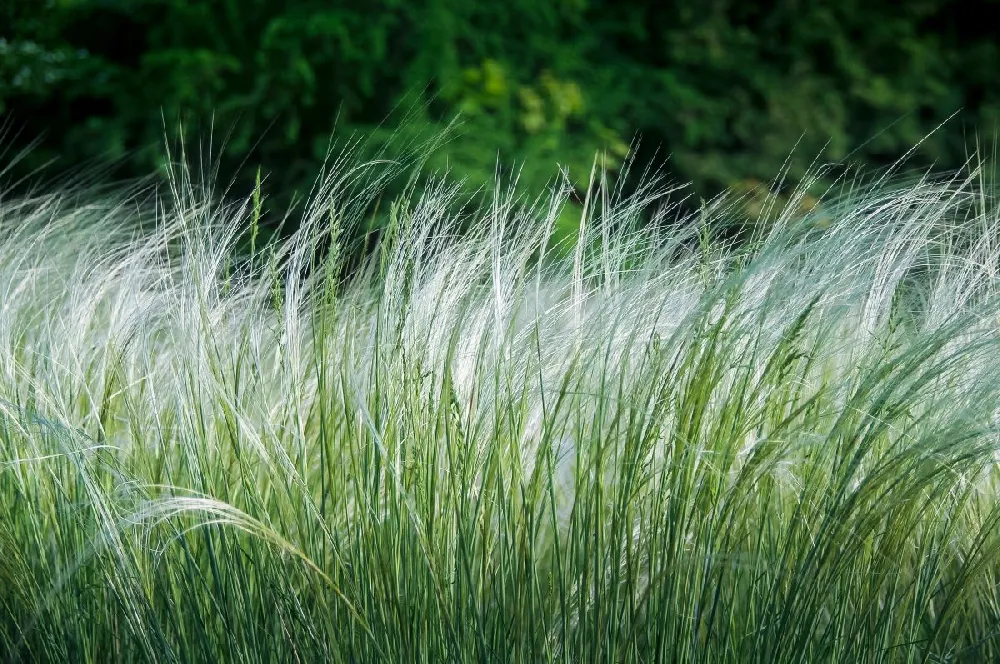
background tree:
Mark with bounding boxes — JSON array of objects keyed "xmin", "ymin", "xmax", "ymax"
[{"xmin": 2, "ymin": 0, "xmax": 997, "ymax": 243}]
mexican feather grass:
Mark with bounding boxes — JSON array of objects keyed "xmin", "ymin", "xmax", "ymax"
[{"xmin": 3, "ymin": 143, "xmax": 1000, "ymax": 662}]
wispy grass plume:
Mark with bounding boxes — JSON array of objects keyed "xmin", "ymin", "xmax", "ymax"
[{"xmin": 3, "ymin": 143, "xmax": 1000, "ymax": 662}]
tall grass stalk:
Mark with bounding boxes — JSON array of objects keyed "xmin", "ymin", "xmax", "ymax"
[{"xmin": 3, "ymin": 146, "xmax": 1000, "ymax": 662}]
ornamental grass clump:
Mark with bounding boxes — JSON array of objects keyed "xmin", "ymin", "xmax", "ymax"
[{"xmin": 3, "ymin": 142, "xmax": 1000, "ymax": 662}]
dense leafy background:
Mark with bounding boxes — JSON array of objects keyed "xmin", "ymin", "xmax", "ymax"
[{"xmin": 2, "ymin": 0, "xmax": 998, "ymax": 237}]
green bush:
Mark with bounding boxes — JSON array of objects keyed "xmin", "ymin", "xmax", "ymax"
[{"xmin": 2, "ymin": 0, "xmax": 998, "ymax": 242}]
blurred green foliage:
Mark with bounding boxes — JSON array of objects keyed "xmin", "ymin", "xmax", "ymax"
[{"xmin": 1, "ymin": 0, "xmax": 998, "ymax": 236}]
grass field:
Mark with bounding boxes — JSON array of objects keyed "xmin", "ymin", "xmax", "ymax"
[{"xmin": 4, "ymin": 147, "xmax": 1000, "ymax": 662}]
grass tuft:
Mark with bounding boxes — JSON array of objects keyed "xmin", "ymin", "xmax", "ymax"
[{"xmin": 3, "ymin": 144, "xmax": 1000, "ymax": 662}]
